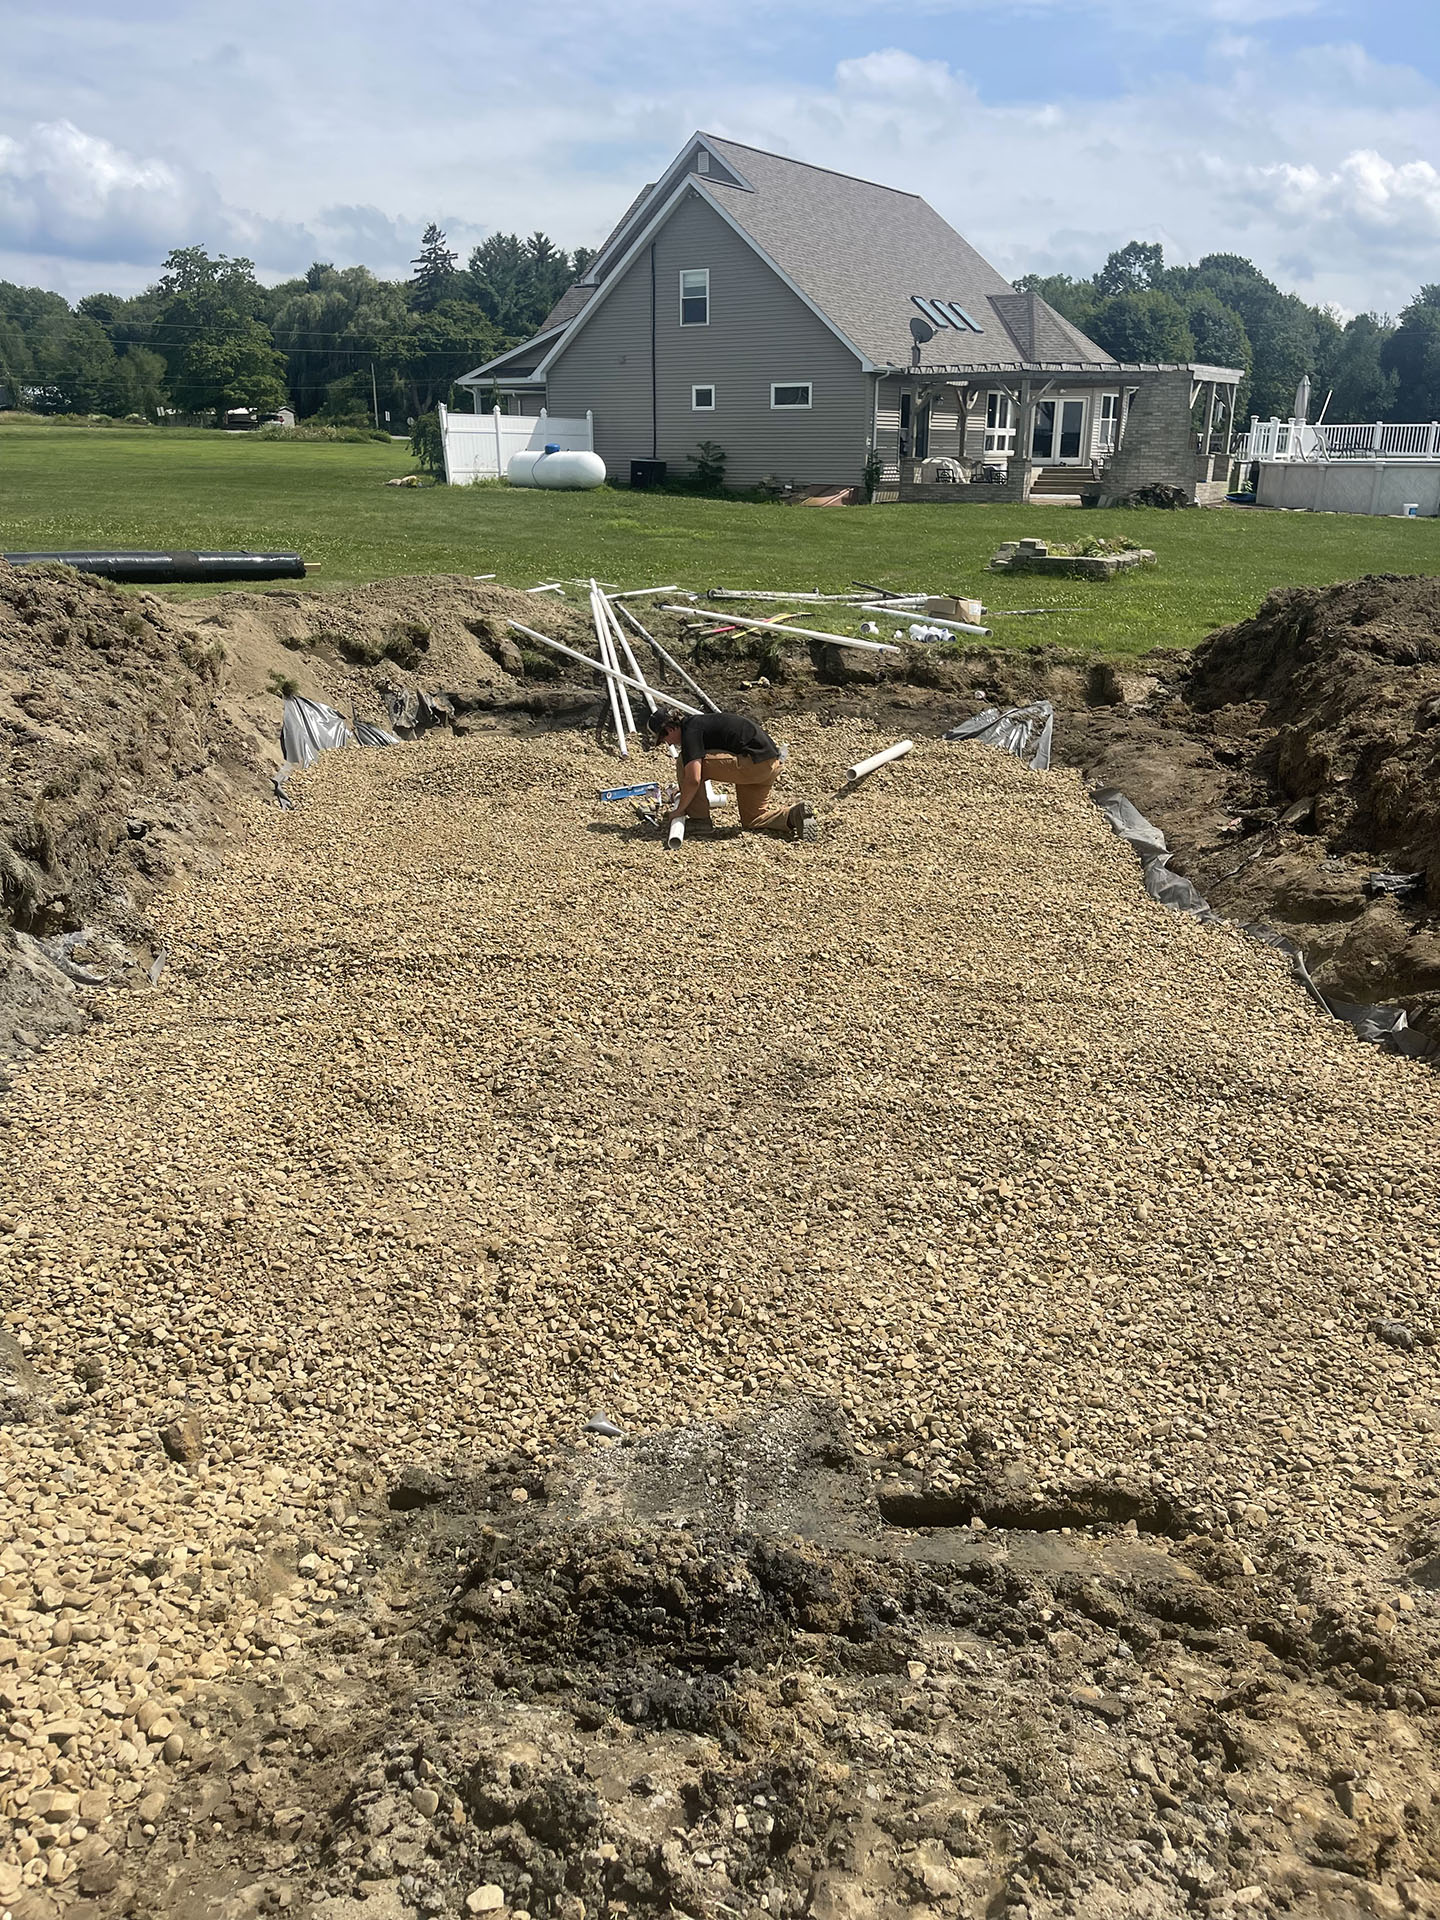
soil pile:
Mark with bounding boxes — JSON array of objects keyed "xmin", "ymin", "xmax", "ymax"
[
  {"xmin": 2, "ymin": 724, "xmax": 1438, "ymax": 1916},
  {"xmin": 1188, "ymin": 573, "xmax": 1440, "ymax": 893},
  {"xmin": 0, "ymin": 562, "xmax": 247, "ymax": 934}
]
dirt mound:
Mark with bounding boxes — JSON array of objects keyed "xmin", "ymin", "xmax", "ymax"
[
  {"xmin": 95, "ymin": 1405, "xmax": 1440, "ymax": 1920},
  {"xmin": 0, "ymin": 562, "xmax": 245, "ymax": 932},
  {"xmin": 185, "ymin": 577, "xmax": 595, "ymax": 722},
  {"xmin": 1188, "ymin": 574, "xmax": 1440, "ymax": 893}
]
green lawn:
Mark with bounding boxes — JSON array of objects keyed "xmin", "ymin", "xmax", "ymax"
[{"xmin": 3, "ymin": 423, "xmax": 1439, "ymax": 656}]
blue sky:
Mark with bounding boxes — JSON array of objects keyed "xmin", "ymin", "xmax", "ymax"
[{"xmin": 2, "ymin": 0, "xmax": 1437, "ymax": 315}]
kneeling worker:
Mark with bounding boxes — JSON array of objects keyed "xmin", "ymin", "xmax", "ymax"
[{"xmin": 646, "ymin": 706, "xmax": 814, "ymax": 839}]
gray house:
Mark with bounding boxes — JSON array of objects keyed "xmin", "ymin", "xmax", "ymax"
[{"xmin": 458, "ymin": 134, "xmax": 1240, "ymax": 505}]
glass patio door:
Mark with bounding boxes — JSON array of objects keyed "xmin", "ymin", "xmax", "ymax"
[{"xmin": 1031, "ymin": 398, "xmax": 1086, "ymax": 462}]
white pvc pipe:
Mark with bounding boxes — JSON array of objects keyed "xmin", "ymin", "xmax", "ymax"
[
  {"xmin": 526, "ymin": 582, "xmax": 565, "ymax": 594},
  {"xmin": 846, "ymin": 740, "xmax": 914, "ymax": 783},
  {"xmin": 590, "ymin": 584, "xmax": 634, "ymax": 744},
  {"xmin": 859, "ymin": 605, "xmax": 990, "ymax": 637},
  {"xmin": 605, "ymin": 599, "xmax": 657, "ymax": 714},
  {"xmin": 589, "ymin": 589, "xmax": 628, "ymax": 749},
  {"xmin": 507, "ymin": 621, "xmax": 702, "ymax": 716},
  {"xmin": 707, "ymin": 588, "xmax": 926, "ymax": 606},
  {"xmin": 661, "ymin": 606, "xmax": 902, "ymax": 655},
  {"xmin": 667, "ymin": 815, "xmax": 686, "ymax": 849},
  {"xmin": 617, "ymin": 603, "xmax": 721, "ymax": 712},
  {"xmin": 610, "ymin": 585, "xmax": 680, "ymax": 601}
]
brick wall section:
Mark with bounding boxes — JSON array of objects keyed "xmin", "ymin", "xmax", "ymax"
[{"xmin": 1096, "ymin": 371, "xmax": 1206, "ymax": 503}]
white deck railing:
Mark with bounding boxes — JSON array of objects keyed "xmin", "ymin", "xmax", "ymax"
[{"xmin": 1238, "ymin": 417, "xmax": 1440, "ymax": 463}]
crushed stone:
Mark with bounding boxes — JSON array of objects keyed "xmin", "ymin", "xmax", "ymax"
[{"xmin": 1, "ymin": 721, "xmax": 1439, "ymax": 1912}]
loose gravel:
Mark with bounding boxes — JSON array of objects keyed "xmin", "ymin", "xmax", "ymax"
[{"xmin": 1, "ymin": 719, "xmax": 1438, "ymax": 1902}]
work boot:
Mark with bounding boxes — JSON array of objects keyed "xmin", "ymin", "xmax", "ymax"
[{"xmin": 785, "ymin": 801, "xmax": 815, "ymax": 842}]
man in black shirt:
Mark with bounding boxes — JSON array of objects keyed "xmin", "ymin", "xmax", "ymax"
[{"xmin": 645, "ymin": 707, "xmax": 814, "ymax": 839}]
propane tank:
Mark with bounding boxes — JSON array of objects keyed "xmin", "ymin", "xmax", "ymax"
[{"xmin": 506, "ymin": 445, "xmax": 607, "ymax": 489}]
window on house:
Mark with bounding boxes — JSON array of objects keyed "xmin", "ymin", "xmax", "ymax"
[
  {"xmin": 680, "ymin": 269, "xmax": 709, "ymax": 325},
  {"xmin": 771, "ymin": 382, "xmax": 812, "ymax": 409},
  {"xmin": 692, "ymin": 384, "xmax": 715, "ymax": 410},
  {"xmin": 1096, "ymin": 392, "xmax": 1121, "ymax": 452},
  {"xmin": 984, "ymin": 392, "xmax": 1015, "ymax": 456}
]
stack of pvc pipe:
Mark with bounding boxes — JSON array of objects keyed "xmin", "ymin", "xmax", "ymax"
[
  {"xmin": 661, "ymin": 605, "xmax": 903, "ymax": 656},
  {"xmin": 506, "ymin": 622, "xmax": 701, "ymax": 718},
  {"xmin": 589, "ymin": 581, "xmax": 632, "ymax": 755},
  {"xmin": 616, "ymin": 601, "xmax": 720, "ymax": 712}
]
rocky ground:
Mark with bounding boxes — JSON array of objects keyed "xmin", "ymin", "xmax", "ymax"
[
  {"xmin": 2, "ymin": 711, "xmax": 1439, "ymax": 1920},
  {"xmin": 5, "ymin": 561, "xmax": 1440, "ymax": 1064}
]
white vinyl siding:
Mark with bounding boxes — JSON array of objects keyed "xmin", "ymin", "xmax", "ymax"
[
  {"xmin": 771, "ymin": 382, "xmax": 812, "ymax": 409},
  {"xmin": 680, "ymin": 268, "xmax": 709, "ymax": 326},
  {"xmin": 692, "ymin": 384, "xmax": 715, "ymax": 410}
]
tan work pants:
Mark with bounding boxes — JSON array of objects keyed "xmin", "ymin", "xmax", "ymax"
[{"xmin": 685, "ymin": 753, "xmax": 788, "ymax": 832}]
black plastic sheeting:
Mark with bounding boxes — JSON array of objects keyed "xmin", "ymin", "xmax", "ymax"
[
  {"xmin": 944, "ymin": 701, "xmax": 1053, "ymax": 770},
  {"xmin": 3, "ymin": 549, "xmax": 306, "ymax": 583},
  {"xmin": 957, "ymin": 704, "xmax": 1437, "ymax": 1066},
  {"xmin": 385, "ymin": 686, "xmax": 455, "ymax": 737}
]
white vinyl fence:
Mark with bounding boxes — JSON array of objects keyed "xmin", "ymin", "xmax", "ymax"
[{"xmin": 437, "ymin": 405, "xmax": 594, "ymax": 485}]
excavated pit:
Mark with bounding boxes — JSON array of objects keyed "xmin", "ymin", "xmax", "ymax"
[{"xmin": 3, "ymin": 564, "xmax": 1440, "ymax": 1919}]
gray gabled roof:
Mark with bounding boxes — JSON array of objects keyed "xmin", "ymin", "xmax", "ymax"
[
  {"xmin": 697, "ymin": 136, "xmax": 1112, "ymax": 372},
  {"xmin": 463, "ymin": 132, "xmax": 1121, "ymax": 387},
  {"xmin": 537, "ymin": 283, "xmax": 596, "ymax": 331}
]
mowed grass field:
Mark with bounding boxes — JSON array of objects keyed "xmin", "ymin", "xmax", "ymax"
[{"xmin": 3, "ymin": 423, "xmax": 1439, "ymax": 656}]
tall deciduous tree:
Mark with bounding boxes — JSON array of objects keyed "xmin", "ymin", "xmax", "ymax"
[
  {"xmin": 1325, "ymin": 314, "xmax": 1398, "ymax": 422},
  {"xmin": 1086, "ymin": 288, "xmax": 1194, "ymax": 363},
  {"xmin": 269, "ymin": 263, "xmax": 410, "ymax": 416},
  {"xmin": 1382, "ymin": 287, "xmax": 1440, "ymax": 420},
  {"xmin": 1094, "ymin": 241, "xmax": 1165, "ymax": 296},
  {"xmin": 153, "ymin": 249, "xmax": 287, "ymax": 417}
]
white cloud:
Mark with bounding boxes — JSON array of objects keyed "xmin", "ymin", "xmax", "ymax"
[
  {"xmin": 0, "ymin": 5, "xmax": 1436, "ymax": 321},
  {"xmin": 692, "ymin": 43, "xmax": 1440, "ymax": 315},
  {"xmin": 1245, "ymin": 149, "xmax": 1440, "ymax": 250}
]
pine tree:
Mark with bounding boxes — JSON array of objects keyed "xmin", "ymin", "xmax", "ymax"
[{"xmin": 409, "ymin": 225, "xmax": 458, "ymax": 313}]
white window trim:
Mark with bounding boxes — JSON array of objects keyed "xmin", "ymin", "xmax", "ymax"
[
  {"xmin": 692, "ymin": 384, "xmax": 716, "ymax": 411},
  {"xmin": 679, "ymin": 268, "xmax": 709, "ymax": 327},
  {"xmin": 984, "ymin": 390, "xmax": 1015, "ymax": 456},
  {"xmin": 770, "ymin": 381, "xmax": 813, "ymax": 410}
]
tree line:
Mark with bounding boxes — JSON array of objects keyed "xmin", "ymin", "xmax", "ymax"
[
  {"xmin": 1018, "ymin": 242, "xmax": 1440, "ymax": 425},
  {"xmin": 4, "ymin": 223, "xmax": 1438, "ymax": 427},
  {"xmin": 0, "ymin": 226, "xmax": 594, "ymax": 425}
]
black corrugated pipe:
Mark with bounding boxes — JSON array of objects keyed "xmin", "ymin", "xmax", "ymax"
[{"xmin": 2, "ymin": 550, "xmax": 307, "ymax": 583}]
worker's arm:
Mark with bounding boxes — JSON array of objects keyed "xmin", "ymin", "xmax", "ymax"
[{"xmin": 672, "ymin": 758, "xmax": 704, "ymax": 820}]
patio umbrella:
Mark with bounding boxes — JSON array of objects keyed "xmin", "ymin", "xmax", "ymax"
[{"xmin": 1293, "ymin": 374, "xmax": 1312, "ymax": 423}]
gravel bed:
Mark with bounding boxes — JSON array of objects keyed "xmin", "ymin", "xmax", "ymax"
[{"xmin": 1, "ymin": 720, "xmax": 1437, "ymax": 1903}]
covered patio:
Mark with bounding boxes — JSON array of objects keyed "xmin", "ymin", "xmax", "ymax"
[{"xmin": 872, "ymin": 361, "xmax": 1242, "ymax": 506}]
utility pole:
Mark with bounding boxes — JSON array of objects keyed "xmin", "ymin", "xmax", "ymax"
[{"xmin": 370, "ymin": 363, "xmax": 380, "ymax": 432}]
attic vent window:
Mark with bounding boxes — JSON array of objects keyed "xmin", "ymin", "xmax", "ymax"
[
  {"xmin": 696, "ymin": 151, "xmax": 710, "ymax": 174},
  {"xmin": 911, "ymin": 295, "xmax": 983, "ymax": 334}
]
